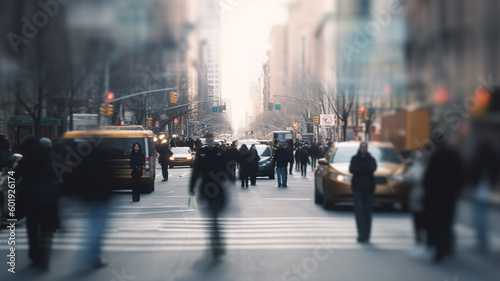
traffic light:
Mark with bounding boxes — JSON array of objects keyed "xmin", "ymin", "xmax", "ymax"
[
  {"xmin": 100, "ymin": 103, "xmax": 106, "ymax": 115},
  {"xmin": 105, "ymin": 91, "xmax": 115, "ymax": 102},
  {"xmin": 363, "ymin": 111, "xmax": 369, "ymax": 120},
  {"xmin": 170, "ymin": 92, "xmax": 178, "ymax": 104},
  {"xmin": 147, "ymin": 118, "xmax": 153, "ymax": 127},
  {"xmin": 106, "ymin": 104, "xmax": 113, "ymax": 116},
  {"xmin": 358, "ymin": 105, "xmax": 366, "ymax": 120},
  {"xmin": 314, "ymin": 116, "xmax": 320, "ymax": 125}
]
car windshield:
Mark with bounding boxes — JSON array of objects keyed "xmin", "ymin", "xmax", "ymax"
[
  {"xmin": 331, "ymin": 146, "xmax": 401, "ymax": 164},
  {"xmin": 171, "ymin": 147, "xmax": 190, "ymax": 155},
  {"xmin": 61, "ymin": 138, "xmax": 146, "ymax": 159},
  {"xmin": 255, "ymin": 145, "xmax": 271, "ymax": 157}
]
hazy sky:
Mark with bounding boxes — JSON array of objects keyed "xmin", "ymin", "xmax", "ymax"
[{"xmin": 221, "ymin": 0, "xmax": 289, "ymax": 130}]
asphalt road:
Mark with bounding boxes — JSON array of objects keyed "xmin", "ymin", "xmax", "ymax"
[{"xmin": 1, "ymin": 165, "xmax": 499, "ymax": 281}]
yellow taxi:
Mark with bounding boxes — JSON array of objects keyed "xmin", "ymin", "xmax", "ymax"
[
  {"xmin": 314, "ymin": 141, "xmax": 409, "ymax": 209},
  {"xmin": 61, "ymin": 129, "xmax": 156, "ymax": 193}
]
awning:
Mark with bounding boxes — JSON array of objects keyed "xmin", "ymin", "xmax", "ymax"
[{"xmin": 9, "ymin": 116, "xmax": 61, "ymax": 126}]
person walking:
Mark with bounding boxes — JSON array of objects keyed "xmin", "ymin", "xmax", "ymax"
[
  {"xmin": 226, "ymin": 142, "xmax": 239, "ymax": 182},
  {"xmin": 286, "ymin": 141, "xmax": 294, "ymax": 175},
  {"xmin": 130, "ymin": 143, "xmax": 145, "ymax": 202},
  {"xmin": 405, "ymin": 150, "xmax": 428, "ymax": 257},
  {"xmin": 157, "ymin": 140, "xmax": 173, "ymax": 181},
  {"xmin": 310, "ymin": 142, "xmax": 319, "ymax": 171},
  {"xmin": 16, "ymin": 137, "xmax": 60, "ymax": 270},
  {"xmin": 237, "ymin": 144, "xmax": 252, "ymax": 188},
  {"xmin": 300, "ymin": 144, "xmax": 310, "ymax": 177},
  {"xmin": 274, "ymin": 144, "xmax": 288, "ymax": 188},
  {"xmin": 349, "ymin": 141, "xmax": 377, "ymax": 243},
  {"xmin": 249, "ymin": 144, "xmax": 260, "ymax": 186},
  {"xmin": 423, "ymin": 140, "xmax": 464, "ymax": 262},
  {"xmin": 189, "ymin": 133, "xmax": 229, "ymax": 258},
  {"xmin": 294, "ymin": 145, "xmax": 302, "ymax": 172}
]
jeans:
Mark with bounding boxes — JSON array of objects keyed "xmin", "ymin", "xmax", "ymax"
[
  {"xmin": 353, "ymin": 191, "xmax": 374, "ymax": 240},
  {"xmin": 311, "ymin": 157, "xmax": 317, "ymax": 170},
  {"xmin": 277, "ymin": 167, "xmax": 287, "ymax": 187},
  {"xmin": 82, "ymin": 200, "xmax": 110, "ymax": 264}
]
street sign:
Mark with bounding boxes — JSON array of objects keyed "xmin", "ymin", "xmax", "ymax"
[
  {"xmin": 320, "ymin": 114, "xmax": 335, "ymax": 126},
  {"xmin": 212, "ymin": 106, "xmax": 218, "ymax": 112},
  {"xmin": 353, "ymin": 126, "xmax": 364, "ymax": 132},
  {"xmin": 274, "ymin": 104, "xmax": 281, "ymax": 110}
]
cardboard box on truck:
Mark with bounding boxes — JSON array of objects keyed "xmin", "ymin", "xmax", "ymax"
[{"xmin": 381, "ymin": 110, "xmax": 430, "ymax": 152}]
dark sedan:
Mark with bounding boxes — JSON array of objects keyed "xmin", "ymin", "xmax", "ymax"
[{"xmin": 255, "ymin": 145, "xmax": 275, "ymax": 179}]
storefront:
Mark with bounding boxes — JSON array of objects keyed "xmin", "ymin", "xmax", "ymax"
[{"xmin": 7, "ymin": 116, "xmax": 61, "ymax": 150}]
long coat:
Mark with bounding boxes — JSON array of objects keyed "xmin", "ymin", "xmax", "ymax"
[
  {"xmin": 189, "ymin": 146, "xmax": 228, "ymax": 213},
  {"xmin": 349, "ymin": 152, "xmax": 377, "ymax": 192},
  {"xmin": 156, "ymin": 144, "xmax": 173, "ymax": 166},
  {"xmin": 237, "ymin": 149, "xmax": 253, "ymax": 178}
]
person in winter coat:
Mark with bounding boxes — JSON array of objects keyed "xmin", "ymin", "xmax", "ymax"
[
  {"xmin": 249, "ymin": 144, "xmax": 260, "ymax": 185},
  {"xmin": 300, "ymin": 145, "xmax": 310, "ymax": 177},
  {"xmin": 156, "ymin": 141, "xmax": 173, "ymax": 181},
  {"xmin": 130, "ymin": 143, "xmax": 145, "ymax": 202},
  {"xmin": 189, "ymin": 133, "xmax": 229, "ymax": 257},
  {"xmin": 237, "ymin": 144, "xmax": 252, "ymax": 188},
  {"xmin": 274, "ymin": 144, "xmax": 289, "ymax": 187},
  {"xmin": 225, "ymin": 142, "xmax": 239, "ymax": 182},
  {"xmin": 286, "ymin": 140, "xmax": 294, "ymax": 174},
  {"xmin": 16, "ymin": 137, "xmax": 60, "ymax": 270},
  {"xmin": 423, "ymin": 141, "xmax": 464, "ymax": 262},
  {"xmin": 294, "ymin": 145, "xmax": 302, "ymax": 172},
  {"xmin": 309, "ymin": 142, "xmax": 319, "ymax": 170},
  {"xmin": 349, "ymin": 141, "xmax": 377, "ymax": 243},
  {"xmin": 405, "ymin": 150, "xmax": 428, "ymax": 257}
]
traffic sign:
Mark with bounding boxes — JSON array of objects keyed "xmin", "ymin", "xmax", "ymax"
[
  {"xmin": 274, "ymin": 104, "xmax": 281, "ymax": 110},
  {"xmin": 320, "ymin": 114, "xmax": 335, "ymax": 126}
]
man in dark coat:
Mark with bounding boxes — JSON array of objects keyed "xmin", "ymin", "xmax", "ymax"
[
  {"xmin": 237, "ymin": 144, "xmax": 252, "ymax": 188},
  {"xmin": 16, "ymin": 137, "xmax": 60, "ymax": 269},
  {"xmin": 156, "ymin": 141, "xmax": 173, "ymax": 181},
  {"xmin": 274, "ymin": 144, "xmax": 289, "ymax": 188},
  {"xmin": 225, "ymin": 142, "xmax": 239, "ymax": 182},
  {"xmin": 286, "ymin": 140, "xmax": 294, "ymax": 174},
  {"xmin": 300, "ymin": 144, "xmax": 310, "ymax": 177},
  {"xmin": 189, "ymin": 133, "xmax": 229, "ymax": 257},
  {"xmin": 309, "ymin": 142, "xmax": 319, "ymax": 171},
  {"xmin": 423, "ymin": 142, "xmax": 464, "ymax": 262},
  {"xmin": 349, "ymin": 141, "xmax": 377, "ymax": 243}
]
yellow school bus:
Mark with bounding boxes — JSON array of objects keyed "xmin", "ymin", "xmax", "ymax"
[{"xmin": 61, "ymin": 129, "xmax": 156, "ymax": 193}]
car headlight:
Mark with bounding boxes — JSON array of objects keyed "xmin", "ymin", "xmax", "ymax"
[
  {"xmin": 169, "ymin": 156, "xmax": 174, "ymax": 160},
  {"xmin": 187, "ymin": 156, "xmax": 193, "ymax": 160},
  {"xmin": 390, "ymin": 174, "xmax": 405, "ymax": 182},
  {"xmin": 259, "ymin": 158, "xmax": 271, "ymax": 165},
  {"xmin": 329, "ymin": 173, "xmax": 352, "ymax": 181},
  {"xmin": 154, "ymin": 137, "xmax": 158, "ymax": 142}
]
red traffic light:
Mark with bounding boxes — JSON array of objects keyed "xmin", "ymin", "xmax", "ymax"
[
  {"xmin": 359, "ymin": 105, "xmax": 366, "ymax": 112},
  {"xmin": 105, "ymin": 91, "xmax": 115, "ymax": 101},
  {"xmin": 174, "ymin": 118, "xmax": 178, "ymax": 124}
]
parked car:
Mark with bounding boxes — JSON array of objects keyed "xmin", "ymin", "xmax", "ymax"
[
  {"xmin": 255, "ymin": 144, "xmax": 275, "ymax": 179},
  {"xmin": 169, "ymin": 147, "xmax": 195, "ymax": 168},
  {"xmin": 314, "ymin": 141, "xmax": 409, "ymax": 209}
]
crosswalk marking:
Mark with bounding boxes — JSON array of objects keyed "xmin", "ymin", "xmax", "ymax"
[{"xmin": 2, "ymin": 217, "xmax": 499, "ymax": 252}]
